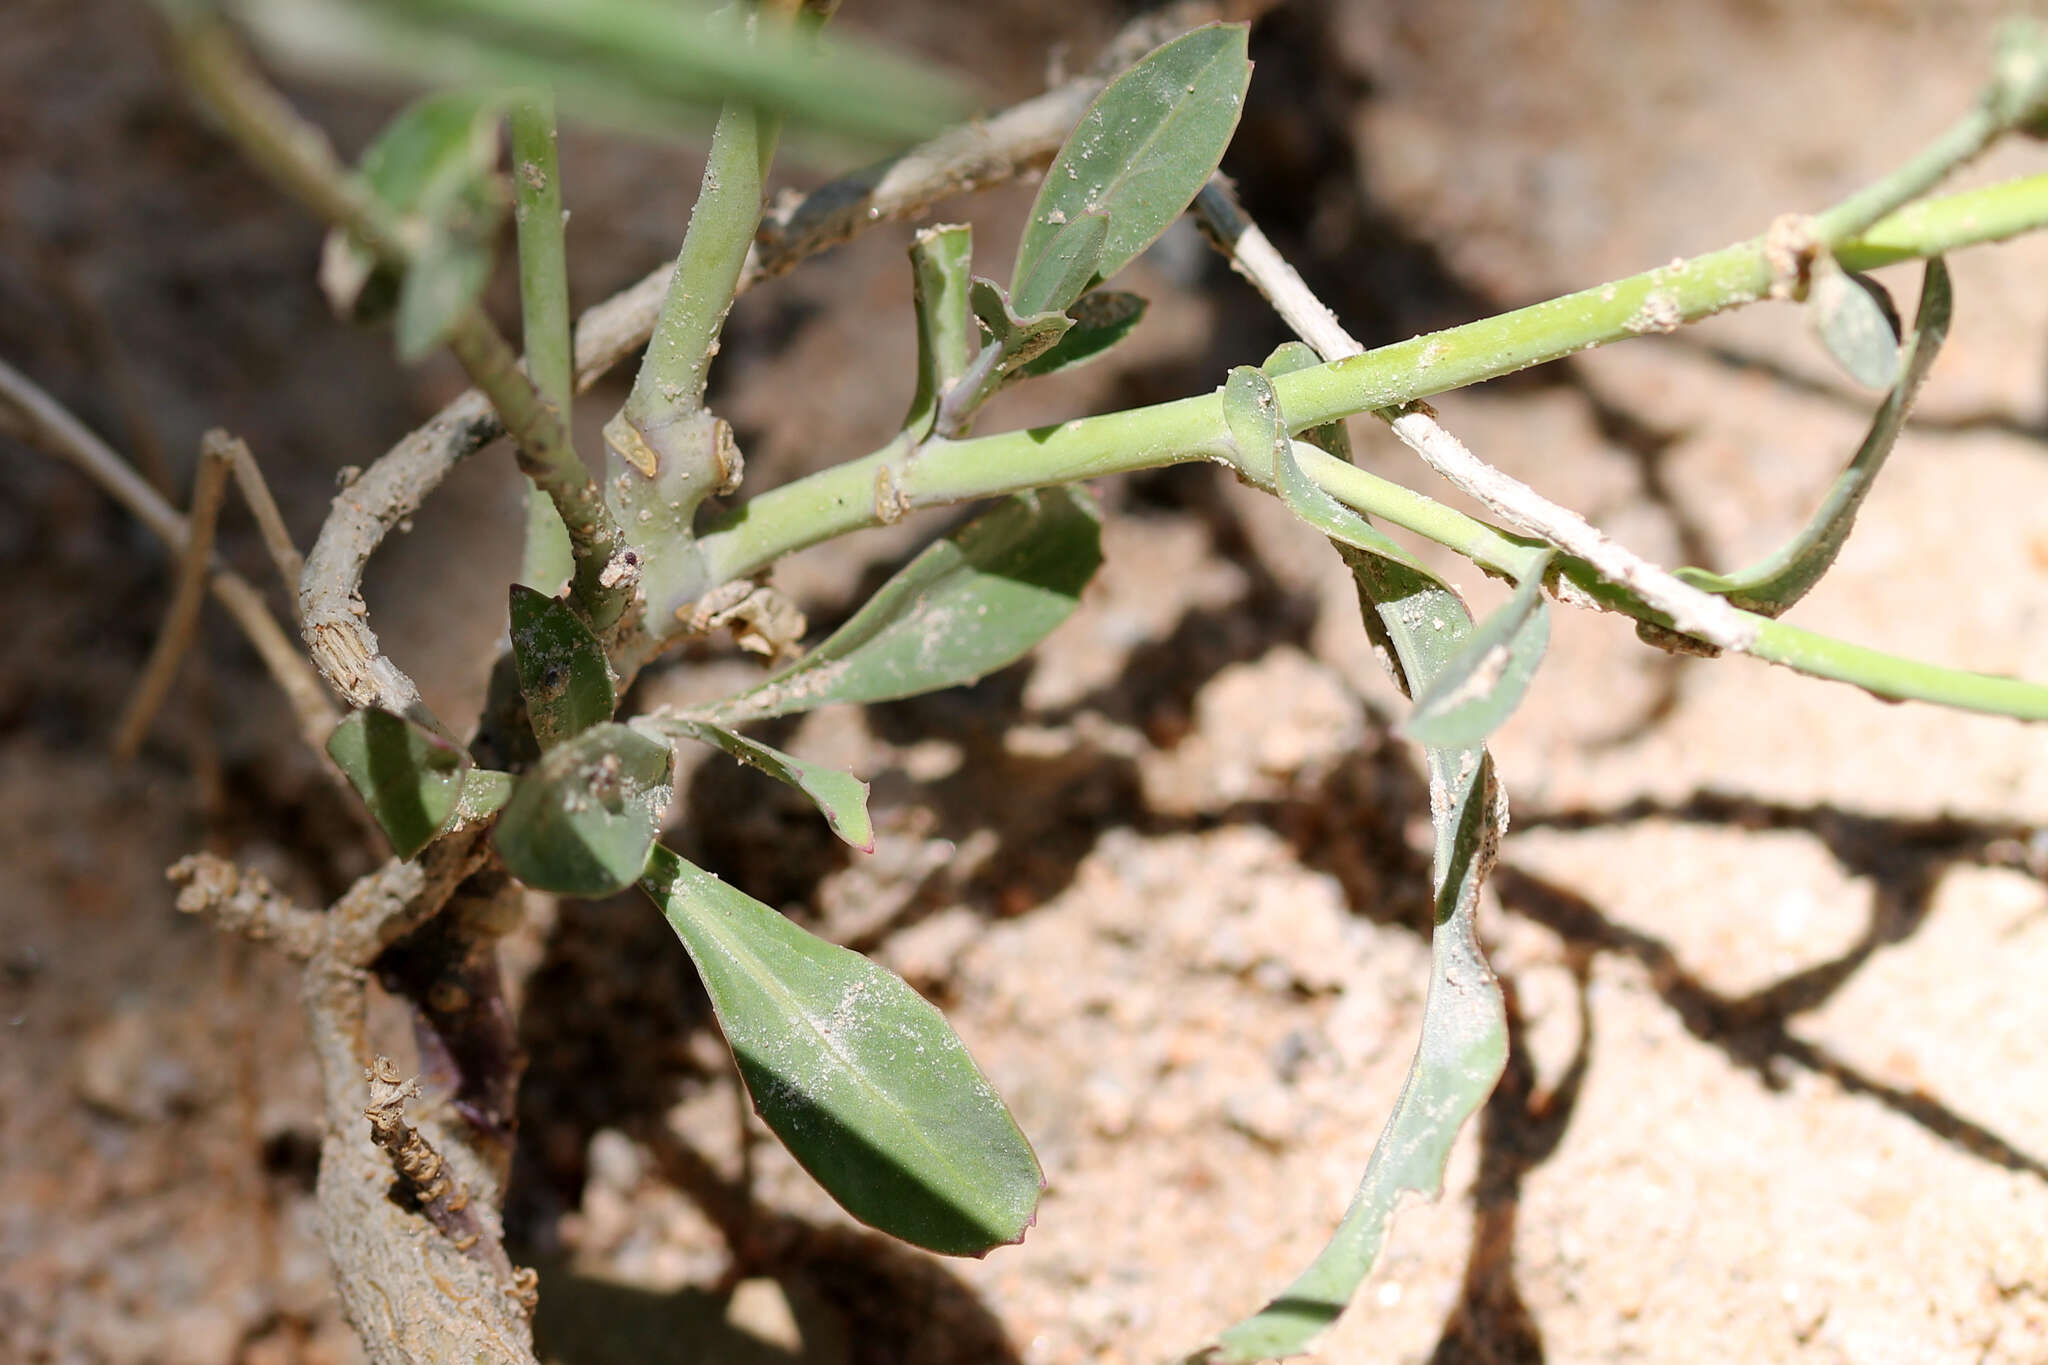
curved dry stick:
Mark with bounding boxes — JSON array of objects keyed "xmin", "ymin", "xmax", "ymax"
[{"xmin": 298, "ymin": 0, "xmax": 1262, "ymax": 716}]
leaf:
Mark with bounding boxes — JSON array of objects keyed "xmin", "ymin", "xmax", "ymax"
[
  {"xmin": 1406, "ymin": 554, "xmax": 1555, "ymax": 748},
  {"xmin": 1680, "ymin": 257, "xmax": 1951, "ymax": 617},
  {"xmin": 508, "ymin": 584, "xmax": 616, "ymax": 748},
  {"xmin": 1009, "ymin": 209, "xmax": 1110, "ymax": 317},
  {"xmin": 494, "ymin": 722, "xmax": 673, "ymax": 897},
  {"xmin": 326, "ymin": 707, "xmax": 470, "ymax": 858},
  {"xmin": 706, "ymin": 487, "xmax": 1102, "ymax": 723},
  {"xmin": 321, "ymin": 89, "xmax": 507, "ymax": 322},
  {"xmin": 640, "ymin": 717, "xmax": 874, "ymax": 852},
  {"xmin": 968, "ymin": 279, "xmax": 1074, "ymax": 375},
  {"xmin": 1018, "ymin": 291, "xmax": 1148, "ymax": 380},
  {"xmin": 454, "ymin": 767, "xmax": 514, "ymax": 824},
  {"xmin": 395, "ymin": 230, "xmax": 495, "ymax": 360},
  {"xmin": 1262, "ymin": 341, "xmax": 1351, "ymax": 459},
  {"xmin": 1809, "ymin": 256, "xmax": 1902, "ymax": 389},
  {"xmin": 237, "ymin": 0, "xmax": 966, "ymax": 146},
  {"xmin": 900, "ymin": 225, "xmax": 976, "ymax": 441},
  {"xmin": 642, "ymin": 845, "xmax": 1042, "ymax": 1255},
  {"xmin": 1195, "ymin": 357, "xmax": 1509, "ymax": 1363},
  {"xmin": 1241, "ymin": 363, "xmax": 1415, "ymax": 572},
  {"xmin": 1222, "ymin": 364, "xmax": 1289, "ymax": 483},
  {"xmin": 1011, "ymin": 23, "xmax": 1251, "ymax": 299}
]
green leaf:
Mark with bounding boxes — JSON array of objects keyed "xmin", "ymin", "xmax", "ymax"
[
  {"xmin": 642, "ymin": 845, "xmax": 1042, "ymax": 1255},
  {"xmin": 1405, "ymin": 554, "xmax": 1554, "ymax": 748},
  {"xmin": 1262, "ymin": 341, "xmax": 1349, "ymax": 456},
  {"xmin": 494, "ymin": 723, "xmax": 673, "ymax": 897},
  {"xmin": 1222, "ymin": 364, "xmax": 1289, "ymax": 484},
  {"xmin": 1009, "ymin": 209, "xmax": 1110, "ymax": 317},
  {"xmin": 1019, "ymin": 291, "xmax": 1148, "ymax": 380},
  {"xmin": 1197, "ymin": 357, "xmax": 1508, "ymax": 1364},
  {"xmin": 395, "ymin": 231, "xmax": 494, "ymax": 360},
  {"xmin": 900, "ymin": 225, "xmax": 976, "ymax": 441},
  {"xmin": 1238, "ymin": 363, "xmax": 1415, "ymax": 571},
  {"xmin": 706, "ymin": 487, "xmax": 1102, "ymax": 723},
  {"xmin": 1011, "ymin": 23, "xmax": 1251, "ymax": 299},
  {"xmin": 1679, "ymin": 257, "xmax": 1951, "ymax": 617},
  {"xmin": 508, "ymin": 584, "xmax": 616, "ymax": 748},
  {"xmin": 454, "ymin": 767, "xmax": 515, "ymax": 825},
  {"xmin": 321, "ymin": 89, "xmax": 507, "ymax": 323},
  {"xmin": 1809, "ymin": 256, "xmax": 1902, "ymax": 389},
  {"xmin": 968, "ymin": 279, "xmax": 1074, "ymax": 375},
  {"xmin": 326, "ymin": 707, "xmax": 470, "ymax": 859},
  {"xmin": 237, "ymin": 0, "xmax": 966, "ymax": 146},
  {"xmin": 639, "ymin": 717, "xmax": 874, "ymax": 853}
]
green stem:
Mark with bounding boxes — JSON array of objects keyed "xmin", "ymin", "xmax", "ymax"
[
  {"xmin": 1834, "ymin": 173, "xmax": 2048, "ymax": 267},
  {"xmin": 1812, "ymin": 20, "xmax": 2048, "ymax": 245},
  {"xmin": 688, "ymin": 171, "xmax": 2048, "ymax": 720},
  {"xmin": 509, "ymin": 90, "xmax": 575, "ymax": 591},
  {"xmin": 624, "ymin": 100, "xmax": 774, "ymax": 434},
  {"xmin": 1810, "ymin": 105, "xmax": 2005, "ymax": 246},
  {"xmin": 443, "ymin": 311, "xmax": 618, "ymax": 613},
  {"xmin": 699, "ymin": 175, "xmax": 2048, "ymax": 581}
]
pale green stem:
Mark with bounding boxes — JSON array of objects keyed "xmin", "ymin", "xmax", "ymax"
[
  {"xmin": 624, "ymin": 100, "xmax": 773, "ymax": 433},
  {"xmin": 1814, "ymin": 20, "xmax": 2048, "ymax": 244},
  {"xmin": 509, "ymin": 90, "xmax": 575, "ymax": 591},
  {"xmin": 686, "ymin": 172, "xmax": 2048, "ymax": 720},
  {"xmin": 1811, "ymin": 101, "xmax": 2007, "ymax": 246}
]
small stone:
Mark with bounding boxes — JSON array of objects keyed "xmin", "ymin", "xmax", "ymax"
[{"xmin": 727, "ymin": 1277, "xmax": 803, "ymax": 1355}]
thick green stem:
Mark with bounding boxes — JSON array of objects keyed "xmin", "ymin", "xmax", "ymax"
[
  {"xmin": 623, "ymin": 101, "xmax": 772, "ymax": 434},
  {"xmin": 699, "ymin": 170, "xmax": 2048, "ymax": 586},
  {"xmin": 509, "ymin": 90, "xmax": 575, "ymax": 591},
  {"xmin": 687, "ymin": 172, "xmax": 2048, "ymax": 720},
  {"xmin": 1834, "ymin": 173, "xmax": 2048, "ymax": 267}
]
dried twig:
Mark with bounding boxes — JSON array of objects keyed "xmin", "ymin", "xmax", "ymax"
[
  {"xmin": 363, "ymin": 1056, "xmax": 526, "ymax": 1292},
  {"xmin": 1192, "ymin": 178, "xmax": 1756, "ymax": 651},
  {"xmin": 0, "ymin": 358, "xmax": 342, "ymax": 750},
  {"xmin": 113, "ymin": 432, "xmax": 234, "ymax": 759},
  {"xmin": 219, "ymin": 432, "xmax": 307, "ymax": 605},
  {"xmin": 168, "ymin": 852, "xmax": 327, "ymax": 960}
]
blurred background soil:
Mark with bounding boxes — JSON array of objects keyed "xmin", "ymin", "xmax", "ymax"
[{"xmin": 5, "ymin": 1, "xmax": 2048, "ymax": 1362}]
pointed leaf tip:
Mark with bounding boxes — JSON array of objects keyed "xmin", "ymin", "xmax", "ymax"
[
  {"xmin": 1406, "ymin": 556, "xmax": 1555, "ymax": 748},
  {"xmin": 509, "ymin": 583, "xmax": 616, "ymax": 748},
  {"xmin": 645, "ymin": 717, "xmax": 875, "ymax": 852}
]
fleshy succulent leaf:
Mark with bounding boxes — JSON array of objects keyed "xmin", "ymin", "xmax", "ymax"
[
  {"xmin": 493, "ymin": 722, "xmax": 672, "ymax": 897},
  {"xmin": 1011, "ymin": 23, "xmax": 1251, "ymax": 298},
  {"xmin": 642, "ymin": 844, "xmax": 1043, "ymax": 1255},
  {"xmin": 325, "ymin": 707, "xmax": 471, "ymax": 859},
  {"xmin": 704, "ymin": 487, "xmax": 1102, "ymax": 723},
  {"xmin": 508, "ymin": 583, "xmax": 616, "ymax": 748}
]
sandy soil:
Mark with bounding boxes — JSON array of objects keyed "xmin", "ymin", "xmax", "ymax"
[{"xmin": 5, "ymin": 2, "xmax": 2048, "ymax": 1363}]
